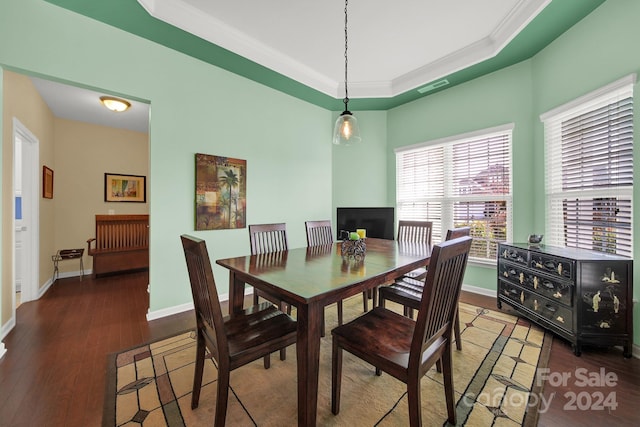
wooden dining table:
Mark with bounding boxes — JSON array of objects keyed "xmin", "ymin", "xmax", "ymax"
[{"xmin": 216, "ymin": 237, "xmax": 431, "ymax": 426}]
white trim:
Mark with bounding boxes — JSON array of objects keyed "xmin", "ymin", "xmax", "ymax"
[
  {"xmin": 145, "ymin": 287, "xmax": 255, "ymax": 321},
  {"xmin": 37, "ymin": 277, "xmax": 54, "ymax": 300},
  {"xmin": 137, "ymin": 0, "xmax": 550, "ymax": 99},
  {"xmin": 461, "ymin": 283, "xmax": 496, "ymax": 298},
  {"xmin": 0, "ymin": 314, "xmax": 16, "ymax": 341},
  {"xmin": 395, "ymin": 123, "xmax": 514, "ymax": 153},
  {"xmin": 540, "ymin": 73, "xmax": 636, "ymax": 121},
  {"xmin": 12, "ymin": 118, "xmax": 40, "ymax": 305},
  {"xmin": 146, "ymin": 301, "xmax": 194, "ymax": 321},
  {"xmin": 0, "ymin": 342, "xmax": 6, "ymax": 360}
]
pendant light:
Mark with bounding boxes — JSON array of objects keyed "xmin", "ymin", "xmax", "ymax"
[{"xmin": 333, "ymin": 0, "xmax": 362, "ymax": 145}]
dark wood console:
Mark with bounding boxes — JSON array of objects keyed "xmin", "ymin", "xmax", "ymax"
[{"xmin": 497, "ymin": 243, "xmax": 633, "ymax": 357}]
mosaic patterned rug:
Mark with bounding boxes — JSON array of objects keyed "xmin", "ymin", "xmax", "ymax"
[{"xmin": 104, "ymin": 296, "xmax": 551, "ymax": 426}]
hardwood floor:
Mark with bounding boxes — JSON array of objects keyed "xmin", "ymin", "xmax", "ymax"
[{"xmin": 0, "ymin": 273, "xmax": 638, "ymax": 426}]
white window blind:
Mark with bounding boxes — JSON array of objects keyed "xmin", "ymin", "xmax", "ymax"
[
  {"xmin": 396, "ymin": 125, "xmax": 513, "ymax": 262},
  {"xmin": 542, "ymin": 75, "xmax": 635, "ymax": 257}
]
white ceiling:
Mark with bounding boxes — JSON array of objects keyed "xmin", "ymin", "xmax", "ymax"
[
  {"xmin": 30, "ymin": 77, "xmax": 150, "ymax": 133},
  {"xmin": 138, "ymin": 0, "xmax": 550, "ymax": 98},
  {"xmin": 31, "ymin": 0, "xmax": 550, "ymax": 132}
]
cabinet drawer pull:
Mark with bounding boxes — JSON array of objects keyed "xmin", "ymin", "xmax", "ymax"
[{"xmin": 545, "ymin": 304, "xmax": 556, "ymax": 313}]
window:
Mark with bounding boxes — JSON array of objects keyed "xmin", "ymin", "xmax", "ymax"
[
  {"xmin": 396, "ymin": 124, "xmax": 513, "ymax": 262},
  {"xmin": 541, "ymin": 75, "xmax": 635, "ymax": 257}
]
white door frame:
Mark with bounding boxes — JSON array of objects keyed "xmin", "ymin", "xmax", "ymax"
[{"xmin": 12, "ymin": 118, "xmax": 39, "ymax": 305}]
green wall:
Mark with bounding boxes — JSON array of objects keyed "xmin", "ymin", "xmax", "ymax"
[
  {"xmin": 386, "ymin": 0, "xmax": 640, "ymax": 344},
  {"xmin": 386, "ymin": 60, "xmax": 536, "ymax": 291},
  {"xmin": 0, "ymin": 0, "xmax": 336, "ymax": 315},
  {"xmin": 1, "ymin": 0, "xmax": 638, "ymax": 347},
  {"xmin": 332, "ymin": 110, "xmax": 389, "ymax": 217}
]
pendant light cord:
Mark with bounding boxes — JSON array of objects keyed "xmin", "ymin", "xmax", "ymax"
[{"xmin": 343, "ymin": 0, "xmax": 349, "ymax": 109}]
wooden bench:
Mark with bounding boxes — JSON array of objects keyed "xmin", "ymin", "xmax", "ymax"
[{"xmin": 87, "ymin": 214, "xmax": 149, "ymax": 277}]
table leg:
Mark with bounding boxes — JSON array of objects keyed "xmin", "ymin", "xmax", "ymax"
[
  {"xmin": 227, "ymin": 272, "xmax": 246, "ymax": 316},
  {"xmin": 296, "ymin": 301, "xmax": 323, "ymax": 426}
]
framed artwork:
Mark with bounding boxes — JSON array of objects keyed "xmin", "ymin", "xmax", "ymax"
[
  {"xmin": 104, "ymin": 173, "xmax": 146, "ymax": 203},
  {"xmin": 43, "ymin": 166, "xmax": 54, "ymax": 199},
  {"xmin": 195, "ymin": 153, "xmax": 246, "ymax": 230}
]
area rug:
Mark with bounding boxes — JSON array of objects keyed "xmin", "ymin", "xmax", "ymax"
[{"xmin": 104, "ymin": 296, "xmax": 551, "ymax": 426}]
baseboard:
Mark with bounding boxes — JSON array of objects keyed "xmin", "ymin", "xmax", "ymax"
[
  {"xmin": 461, "ymin": 283, "xmax": 496, "ymax": 298},
  {"xmin": 144, "ymin": 283, "xmax": 640, "ymax": 359},
  {"xmin": 0, "ymin": 342, "xmax": 6, "ymax": 360},
  {"xmin": 146, "ymin": 301, "xmax": 194, "ymax": 321},
  {"xmin": 0, "ymin": 315, "xmax": 16, "ymax": 341},
  {"xmin": 146, "ymin": 287, "xmax": 254, "ymax": 321},
  {"xmin": 54, "ymin": 268, "xmax": 91, "ymax": 281}
]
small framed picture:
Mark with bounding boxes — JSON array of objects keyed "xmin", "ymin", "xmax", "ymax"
[
  {"xmin": 104, "ymin": 173, "xmax": 146, "ymax": 203},
  {"xmin": 43, "ymin": 166, "xmax": 54, "ymax": 199}
]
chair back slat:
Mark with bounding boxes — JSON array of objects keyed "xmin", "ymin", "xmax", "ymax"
[
  {"xmin": 411, "ymin": 236, "xmax": 472, "ymax": 364},
  {"xmin": 398, "ymin": 220, "xmax": 433, "ymax": 245},
  {"xmin": 305, "ymin": 220, "xmax": 334, "ymax": 246},
  {"xmin": 249, "ymin": 223, "xmax": 289, "ymax": 255},
  {"xmin": 445, "ymin": 226, "xmax": 471, "ymax": 241},
  {"xmin": 181, "ymin": 235, "xmax": 227, "ymax": 361}
]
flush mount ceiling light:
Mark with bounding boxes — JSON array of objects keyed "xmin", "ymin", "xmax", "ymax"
[
  {"xmin": 333, "ymin": 0, "xmax": 361, "ymax": 146},
  {"xmin": 99, "ymin": 96, "xmax": 131, "ymax": 112}
]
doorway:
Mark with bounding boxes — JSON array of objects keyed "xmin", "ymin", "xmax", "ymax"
[{"xmin": 13, "ymin": 118, "xmax": 39, "ymax": 307}]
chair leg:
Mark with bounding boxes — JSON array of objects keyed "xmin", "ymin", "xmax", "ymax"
[
  {"xmin": 379, "ymin": 293, "xmax": 386, "ymax": 308},
  {"xmin": 441, "ymin": 345, "xmax": 456, "ymax": 425},
  {"xmin": 406, "ymin": 375, "xmax": 422, "ymax": 427},
  {"xmin": 279, "ymin": 301, "xmax": 289, "ymax": 360},
  {"xmin": 337, "ymin": 300, "xmax": 344, "ymax": 326},
  {"xmin": 362, "ymin": 290, "xmax": 369, "ymax": 312},
  {"xmin": 191, "ymin": 332, "xmax": 206, "ymax": 409},
  {"xmin": 331, "ymin": 339, "xmax": 343, "ymax": 415},
  {"xmin": 214, "ymin": 365, "xmax": 230, "ymax": 427},
  {"xmin": 454, "ymin": 307, "xmax": 462, "ymax": 351}
]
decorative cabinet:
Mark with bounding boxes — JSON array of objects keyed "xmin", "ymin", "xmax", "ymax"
[{"xmin": 497, "ymin": 243, "xmax": 633, "ymax": 357}]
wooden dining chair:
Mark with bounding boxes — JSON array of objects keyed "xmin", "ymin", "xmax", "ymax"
[
  {"xmin": 362, "ymin": 220, "xmax": 433, "ymax": 312},
  {"xmin": 305, "ymin": 220, "xmax": 343, "ymax": 333},
  {"xmin": 331, "ymin": 236, "xmax": 472, "ymax": 426},
  {"xmin": 378, "ymin": 227, "xmax": 470, "ymax": 351},
  {"xmin": 397, "ymin": 220, "xmax": 433, "ymax": 281},
  {"xmin": 249, "ymin": 223, "xmax": 291, "ymax": 365},
  {"xmin": 180, "ymin": 235, "xmax": 297, "ymax": 427}
]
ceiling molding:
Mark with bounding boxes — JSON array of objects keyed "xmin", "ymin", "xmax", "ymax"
[
  {"xmin": 41, "ymin": 0, "xmax": 607, "ymax": 112},
  {"xmin": 137, "ymin": 0, "xmax": 339, "ymax": 97},
  {"xmin": 139, "ymin": 0, "xmax": 552, "ymax": 100}
]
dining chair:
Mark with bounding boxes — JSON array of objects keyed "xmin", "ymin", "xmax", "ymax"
[
  {"xmin": 397, "ymin": 220, "xmax": 434, "ymax": 281},
  {"xmin": 249, "ymin": 223, "xmax": 291, "ymax": 365},
  {"xmin": 331, "ymin": 236, "xmax": 472, "ymax": 426},
  {"xmin": 362, "ymin": 220, "xmax": 433, "ymax": 312},
  {"xmin": 378, "ymin": 227, "xmax": 471, "ymax": 352},
  {"xmin": 305, "ymin": 220, "xmax": 343, "ymax": 333},
  {"xmin": 180, "ymin": 235, "xmax": 297, "ymax": 427}
]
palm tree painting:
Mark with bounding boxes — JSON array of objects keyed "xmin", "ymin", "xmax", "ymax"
[{"xmin": 195, "ymin": 153, "xmax": 246, "ymax": 230}]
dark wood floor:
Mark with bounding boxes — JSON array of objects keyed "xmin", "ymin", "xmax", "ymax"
[{"xmin": 0, "ymin": 273, "xmax": 638, "ymax": 426}]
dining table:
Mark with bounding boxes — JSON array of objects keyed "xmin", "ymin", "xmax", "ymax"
[{"xmin": 215, "ymin": 237, "xmax": 431, "ymax": 426}]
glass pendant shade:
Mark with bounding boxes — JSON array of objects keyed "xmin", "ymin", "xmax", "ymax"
[{"xmin": 333, "ymin": 110, "xmax": 362, "ymax": 145}]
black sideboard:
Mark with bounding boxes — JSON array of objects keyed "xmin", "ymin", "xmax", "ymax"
[{"xmin": 497, "ymin": 243, "xmax": 633, "ymax": 357}]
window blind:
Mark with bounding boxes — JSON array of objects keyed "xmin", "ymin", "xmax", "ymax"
[
  {"xmin": 543, "ymin": 76, "xmax": 634, "ymax": 257},
  {"xmin": 396, "ymin": 125, "xmax": 513, "ymax": 262}
]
